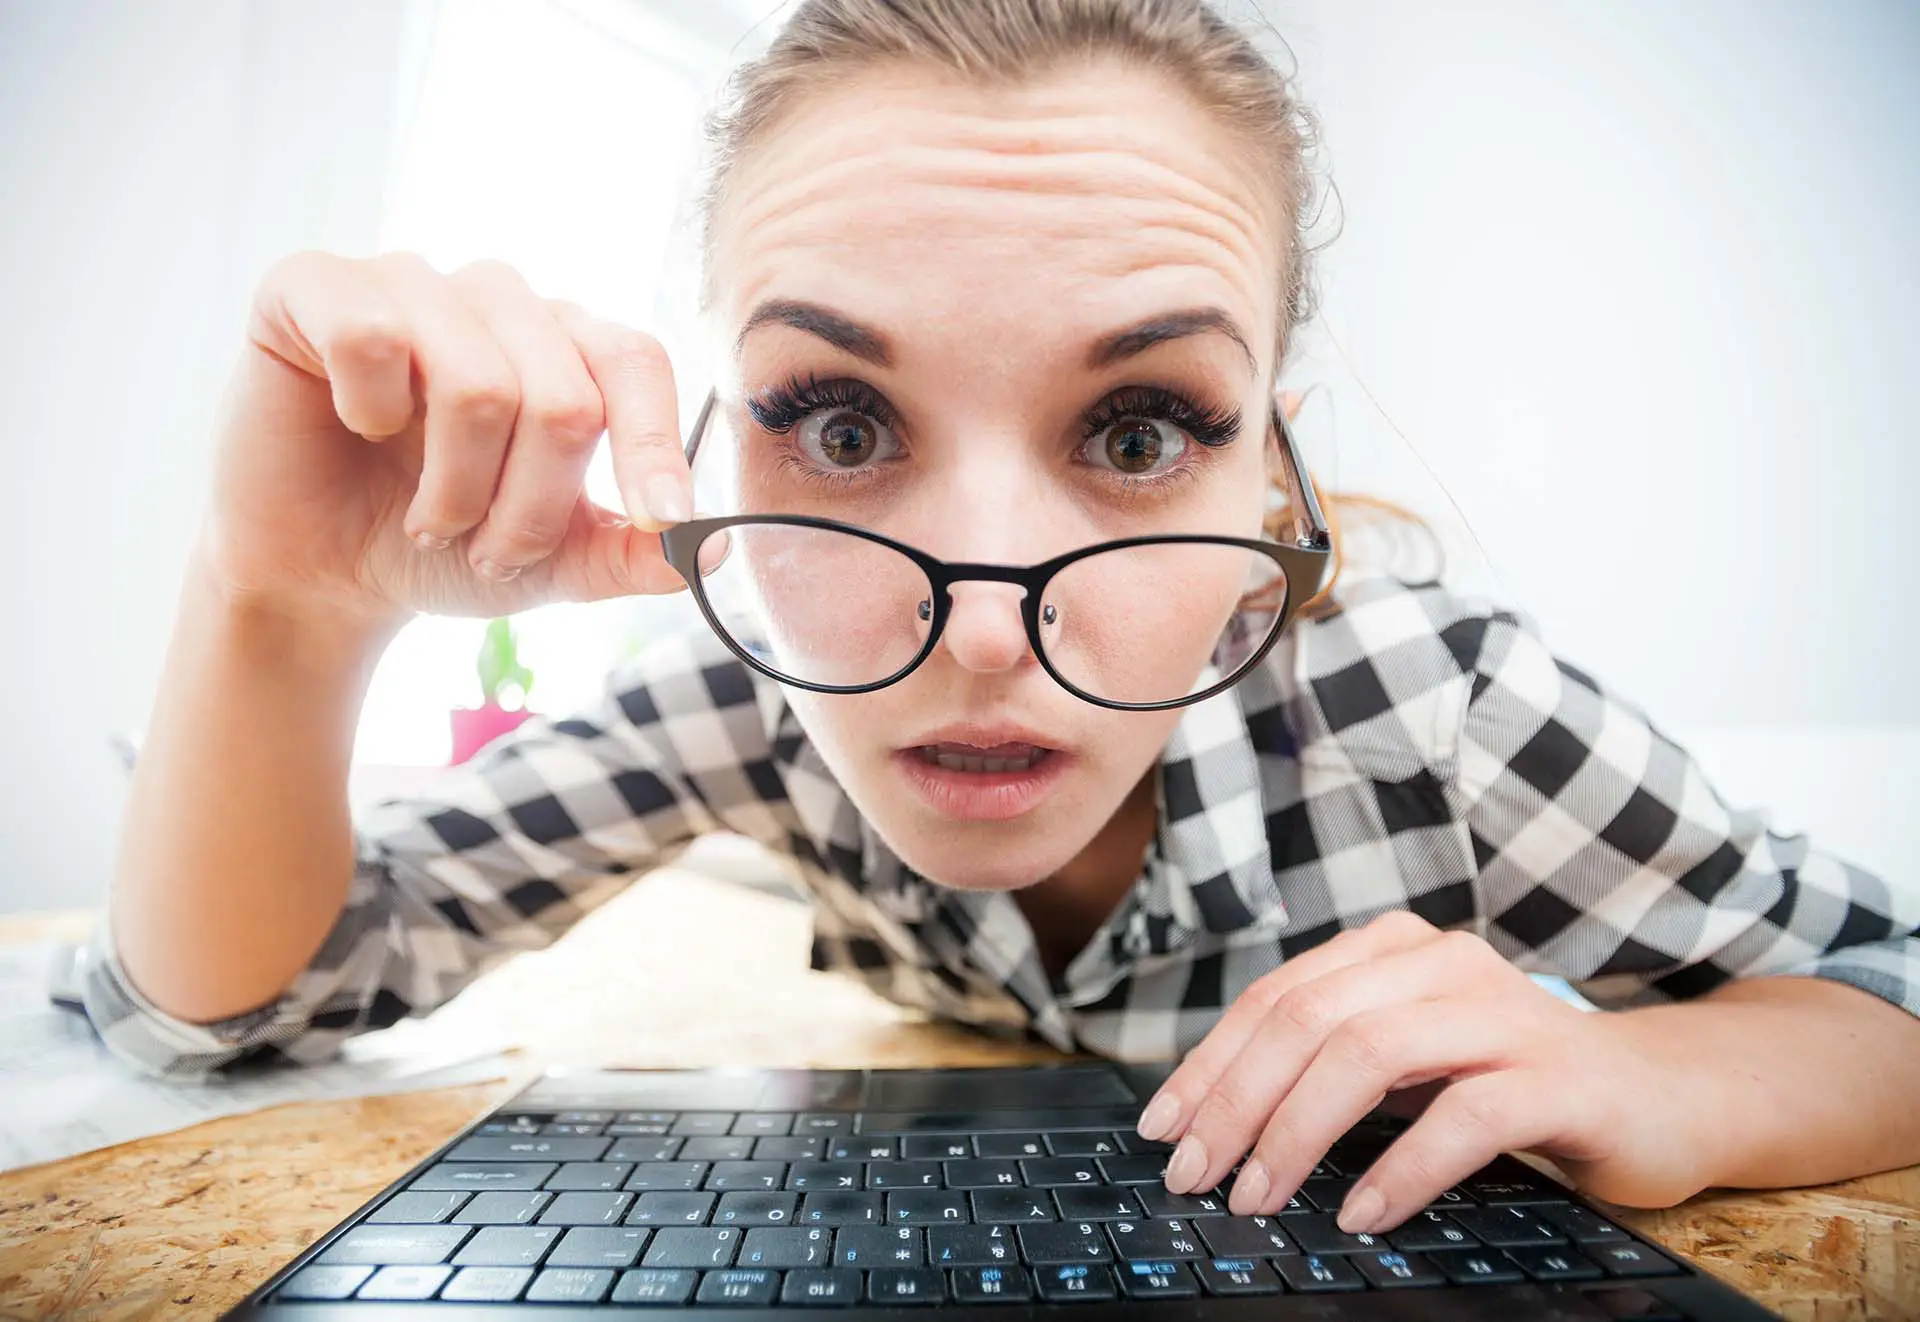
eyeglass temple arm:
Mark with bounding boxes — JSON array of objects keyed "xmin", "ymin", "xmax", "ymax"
[
  {"xmin": 685, "ymin": 387, "xmax": 719, "ymax": 465},
  {"xmin": 1273, "ymin": 402, "xmax": 1332, "ymax": 551}
]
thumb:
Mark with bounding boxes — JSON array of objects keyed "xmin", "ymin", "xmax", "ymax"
[{"xmin": 544, "ymin": 498, "xmax": 691, "ymax": 603}]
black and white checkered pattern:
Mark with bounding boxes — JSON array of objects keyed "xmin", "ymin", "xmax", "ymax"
[{"xmin": 82, "ymin": 568, "xmax": 1919, "ymax": 1077}]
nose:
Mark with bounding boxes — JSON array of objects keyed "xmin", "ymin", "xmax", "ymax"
[{"xmin": 938, "ymin": 581, "xmax": 1033, "ymax": 674}]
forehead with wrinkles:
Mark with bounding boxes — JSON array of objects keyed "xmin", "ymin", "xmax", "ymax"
[{"xmin": 710, "ymin": 58, "xmax": 1285, "ymax": 378}]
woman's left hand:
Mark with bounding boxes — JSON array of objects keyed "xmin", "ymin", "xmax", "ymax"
[{"xmin": 1134, "ymin": 911, "xmax": 1712, "ymax": 1233}]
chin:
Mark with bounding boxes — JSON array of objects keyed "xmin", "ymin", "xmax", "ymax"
[{"xmin": 880, "ymin": 824, "xmax": 1083, "ymax": 893}]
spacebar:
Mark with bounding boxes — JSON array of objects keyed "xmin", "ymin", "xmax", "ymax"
[{"xmin": 858, "ymin": 1106, "xmax": 1145, "ymax": 1133}]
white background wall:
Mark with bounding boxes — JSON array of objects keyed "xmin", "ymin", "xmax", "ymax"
[{"xmin": 1, "ymin": 0, "xmax": 1913, "ymax": 912}]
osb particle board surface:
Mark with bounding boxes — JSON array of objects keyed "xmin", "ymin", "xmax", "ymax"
[{"xmin": 0, "ymin": 872, "xmax": 1914, "ymax": 1319}]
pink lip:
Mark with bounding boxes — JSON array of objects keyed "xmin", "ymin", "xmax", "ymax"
[{"xmin": 891, "ymin": 746, "xmax": 1070, "ymax": 822}]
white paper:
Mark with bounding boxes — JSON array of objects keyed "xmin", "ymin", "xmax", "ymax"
[{"xmin": 0, "ymin": 941, "xmax": 520, "ymax": 1174}]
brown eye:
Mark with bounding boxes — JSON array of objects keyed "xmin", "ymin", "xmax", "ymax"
[
  {"xmin": 799, "ymin": 408, "xmax": 898, "ymax": 470},
  {"xmin": 1088, "ymin": 418, "xmax": 1186, "ymax": 476}
]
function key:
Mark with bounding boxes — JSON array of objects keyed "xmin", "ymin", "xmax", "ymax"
[
  {"xmin": 556, "ymin": 1111, "xmax": 615, "ymax": 1125},
  {"xmin": 903, "ymin": 1134, "xmax": 974, "ymax": 1160},
  {"xmin": 1273, "ymin": 1253, "xmax": 1366, "ymax": 1293},
  {"xmin": 780, "ymin": 1268, "xmax": 862, "ymax": 1304},
  {"xmin": 605, "ymin": 1121, "xmax": 673, "ymax": 1137},
  {"xmin": 438, "ymin": 1266, "xmax": 533, "ymax": 1301},
  {"xmin": 610, "ymin": 1267, "xmax": 696, "ymax": 1304},
  {"xmin": 951, "ymin": 1264, "xmax": 1032, "ymax": 1303},
  {"xmin": 524, "ymin": 1267, "xmax": 614, "ymax": 1303},
  {"xmin": 1035, "ymin": 1263, "xmax": 1116, "ymax": 1302},
  {"xmin": 974, "ymin": 1132, "xmax": 1046, "ymax": 1159},
  {"xmin": 671, "ymin": 1113, "xmax": 737, "ymax": 1137},
  {"xmin": 355, "ymin": 1265, "xmax": 451, "ymax": 1300},
  {"xmin": 868, "ymin": 1267, "xmax": 946, "ymax": 1304},
  {"xmin": 1193, "ymin": 1258, "xmax": 1280, "ymax": 1296},
  {"xmin": 695, "ymin": 1268, "xmax": 780, "ymax": 1305},
  {"xmin": 1045, "ymin": 1131, "xmax": 1122, "ymax": 1157},
  {"xmin": 1116, "ymin": 1260, "xmax": 1199, "ymax": 1299},
  {"xmin": 617, "ymin": 1112, "xmax": 678, "ymax": 1126},
  {"xmin": 794, "ymin": 1113, "xmax": 852, "ymax": 1135},
  {"xmin": 276, "ymin": 1265, "xmax": 373, "ymax": 1301},
  {"xmin": 731, "ymin": 1113, "xmax": 794, "ymax": 1137},
  {"xmin": 543, "ymin": 1122, "xmax": 606, "ymax": 1136}
]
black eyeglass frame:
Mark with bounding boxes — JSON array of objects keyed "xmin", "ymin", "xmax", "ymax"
[{"xmin": 658, "ymin": 387, "xmax": 1334, "ymax": 712}]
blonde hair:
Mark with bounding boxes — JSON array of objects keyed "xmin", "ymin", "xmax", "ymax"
[{"xmin": 694, "ymin": 0, "xmax": 1437, "ymax": 620}]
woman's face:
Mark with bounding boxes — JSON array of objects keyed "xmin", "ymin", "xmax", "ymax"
[{"xmin": 706, "ymin": 57, "xmax": 1284, "ymax": 891}]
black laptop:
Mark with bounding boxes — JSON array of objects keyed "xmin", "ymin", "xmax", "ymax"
[{"xmin": 225, "ymin": 1064, "xmax": 1779, "ymax": 1320}]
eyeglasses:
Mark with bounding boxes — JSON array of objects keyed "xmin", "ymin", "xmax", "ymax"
[{"xmin": 658, "ymin": 388, "xmax": 1332, "ymax": 712}]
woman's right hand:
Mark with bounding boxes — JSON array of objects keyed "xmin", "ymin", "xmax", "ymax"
[{"xmin": 204, "ymin": 250, "xmax": 697, "ymax": 631}]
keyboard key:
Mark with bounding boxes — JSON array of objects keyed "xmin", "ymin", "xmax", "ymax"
[
  {"xmin": 865, "ymin": 1161, "xmax": 942, "ymax": 1189},
  {"xmin": 355, "ymin": 1265, "xmax": 450, "ymax": 1299},
  {"xmin": 794, "ymin": 1114, "xmax": 852, "ymax": 1136},
  {"xmin": 642, "ymin": 1226, "xmax": 741, "ymax": 1269},
  {"xmin": 610, "ymin": 1267, "xmax": 697, "ymax": 1304},
  {"xmin": 780, "ymin": 1268, "xmax": 862, "ymax": 1304},
  {"xmin": 927, "ymin": 1225, "xmax": 1017, "ymax": 1267},
  {"xmin": 412, "ymin": 1162, "xmax": 553, "ymax": 1192},
  {"xmin": 1536, "ymin": 1203, "xmax": 1633, "ymax": 1245},
  {"xmin": 732, "ymin": 1113, "xmax": 794, "ymax": 1137},
  {"xmin": 830, "ymin": 1136, "xmax": 898, "ymax": 1161},
  {"xmin": 833, "ymin": 1225, "xmax": 922, "ymax": 1267},
  {"xmin": 1273, "ymin": 1253, "xmax": 1366, "ymax": 1293},
  {"xmin": 696, "ymin": 1268, "xmax": 780, "ymax": 1305},
  {"xmin": 627, "ymin": 1192, "xmax": 714, "ymax": 1226},
  {"xmin": 557, "ymin": 1111, "xmax": 615, "ymax": 1125},
  {"xmin": 1136, "ymin": 1186, "xmax": 1229, "ymax": 1218},
  {"xmin": 366, "ymin": 1192, "xmax": 469, "ymax": 1224},
  {"xmin": 454, "ymin": 1192, "xmax": 550, "ymax": 1225},
  {"xmin": 439, "ymin": 1266, "xmax": 533, "ymax": 1301},
  {"xmin": 617, "ymin": 1112, "xmax": 679, "ymax": 1127},
  {"xmin": 449, "ymin": 1135, "xmax": 608, "ymax": 1162},
  {"xmin": 887, "ymin": 1189, "xmax": 970, "ymax": 1225},
  {"xmin": 671, "ymin": 1113, "xmax": 736, "ymax": 1136},
  {"xmin": 903, "ymin": 1135, "xmax": 974, "ymax": 1160},
  {"xmin": 543, "ymin": 1162, "xmax": 632, "ymax": 1192},
  {"xmin": 868, "ymin": 1267, "xmax": 946, "ymax": 1304},
  {"xmin": 1592, "ymin": 1242, "xmax": 1682, "ymax": 1277},
  {"xmin": 1428, "ymin": 1186, "xmax": 1476, "ymax": 1209},
  {"xmin": 1053, "ymin": 1187, "xmax": 1142, "ymax": 1222},
  {"xmin": 1045, "ymin": 1132, "xmax": 1120, "ymax": 1157},
  {"xmin": 1017, "ymin": 1222, "xmax": 1113, "ymax": 1265},
  {"xmin": 607, "ymin": 1137, "xmax": 682, "ymax": 1163},
  {"xmin": 753, "ymin": 1136, "xmax": 825, "ymax": 1161},
  {"xmin": 800, "ymin": 1192, "xmax": 883, "ymax": 1225},
  {"xmin": 681, "ymin": 1137, "xmax": 755, "ymax": 1162},
  {"xmin": 1096, "ymin": 1155, "xmax": 1167, "ymax": 1184},
  {"xmin": 1450, "ymin": 1205, "xmax": 1565, "ymax": 1247},
  {"xmin": 544, "ymin": 1123, "xmax": 606, "ymax": 1137},
  {"xmin": 525, "ymin": 1267, "xmax": 614, "ymax": 1302},
  {"xmin": 1196, "ymin": 1215, "xmax": 1293, "ymax": 1257},
  {"xmin": 1021, "ymin": 1157, "xmax": 1101, "ymax": 1187},
  {"xmin": 706, "ymin": 1161, "xmax": 786, "ymax": 1191},
  {"xmin": 318, "ymin": 1225, "xmax": 471, "ymax": 1266},
  {"xmin": 713, "ymin": 1192, "xmax": 797, "ymax": 1227},
  {"xmin": 1427, "ymin": 1248, "xmax": 1525, "ymax": 1284},
  {"xmin": 451, "ymin": 1226, "xmax": 563, "ymax": 1268},
  {"xmin": 276, "ymin": 1265, "xmax": 372, "ymax": 1300},
  {"xmin": 740, "ymin": 1226, "xmax": 834, "ymax": 1268},
  {"xmin": 970, "ymin": 1189, "xmax": 1057, "ymax": 1223},
  {"xmin": 1116, "ymin": 1260, "xmax": 1199, "ymax": 1299},
  {"xmin": 952, "ymin": 1264, "xmax": 1031, "ymax": 1303},
  {"xmin": 1355, "ymin": 1250, "xmax": 1446, "ymax": 1288},
  {"xmin": 1284, "ymin": 1212, "xmax": 1394, "ymax": 1255},
  {"xmin": 1034, "ymin": 1263, "xmax": 1116, "ymax": 1302},
  {"xmin": 1107, "ymin": 1218, "xmax": 1207, "ymax": 1260},
  {"xmin": 537, "ymin": 1192, "xmax": 632, "ymax": 1226},
  {"xmin": 1507, "ymin": 1245, "xmax": 1605, "ymax": 1281},
  {"xmin": 1113, "ymin": 1133, "xmax": 1174, "ymax": 1157},
  {"xmin": 787, "ymin": 1161, "xmax": 865, "ymax": 1192},
  {"xmin": 547, "ymin": 1227, "xmax": 649, "ymax": 1269},
  {"xmin": 606, "ymin": 1122, "xmax": 673, "ymax": 1137},
  {"xmin": 625, "ymin": 1162, "xmax": 708, "ymax": 1192},
  {"xmin": 943, "ymin": 1159, "xmax": 1023, "ymax": 1189},
  {"xmin": 1193, "ymin": 1257, "xmax": 1281, "ymax": 1296},
  {"xmin": 974, "ymin": 1132, "xmax": 1047, "ymax": 1159},
  {"xmin": 1387, "ymin": 1208, "xmax": 1480, "ymax": 1252}
]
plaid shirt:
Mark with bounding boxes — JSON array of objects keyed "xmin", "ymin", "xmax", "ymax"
[{"xmin": 83, "ymin": 568, "xmax": 1919, "ymax": 1077}]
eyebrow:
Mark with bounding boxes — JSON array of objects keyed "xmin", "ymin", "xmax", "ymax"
[{"xmin": 738, "ymin": 299, "xmax": 1256, "ymax": 375}]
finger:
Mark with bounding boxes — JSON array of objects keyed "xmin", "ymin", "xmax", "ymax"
[
  {"xmin": 1336, "ymin": 1069, "xmax": 1578, "ymax": 1235},
  {"xmin": 539, "ymin": 496, "xmax": 697, "ymax": 602},
  {"xmin": 372, "ymin": 253, "xmax": 520, "ymax": 548},
  {"xmin": 1234, "ymin": 997, "xmax": 1520, "ymax": 1217},
  {"xmin": 448, "ymin": 262, "xmax": 607, "ymax": 578},
  {"xmin": 250, "ymin": 251, "xmax": 415, "ymax": 440},
  {"xmin": 549, "ymin": 301, "xmax": 688, "ymax": 533},
  {"xmin": 1170, "ymin": 927, "xmax": 1500, "ymax": 1197},
  {"xmin": 1139, "ymin": 910, "xmax": 1440, "ymax": 1144}
]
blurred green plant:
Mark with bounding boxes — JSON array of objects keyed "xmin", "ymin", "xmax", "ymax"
[{"xmin": 477, "ymin": 616, "xmax": 535, "ymax": 710}]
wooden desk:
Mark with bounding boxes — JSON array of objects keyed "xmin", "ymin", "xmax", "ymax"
[{"xmin": 1, "ymin": 873, "xmax": 1914, "ymax": 1319}]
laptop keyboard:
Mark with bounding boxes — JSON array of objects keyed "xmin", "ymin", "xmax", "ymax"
[{"xmin": 273, "ymin": 1108, "xmax": 1685, "ymax": 1306}]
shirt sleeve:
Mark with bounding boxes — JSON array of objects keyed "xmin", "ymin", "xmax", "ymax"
[
  {"xmin": 83, "ymin": 630, "xmax": 795, "ymax": 1077},
  {"xmin": 1450, "ymin": 603, "xmax": 1919, "ymax": 1018}
]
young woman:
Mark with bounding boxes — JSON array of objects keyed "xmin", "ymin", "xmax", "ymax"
[{"xmin": 91, "ymin": 0, "xmax": 1918, "ymax": 1236}]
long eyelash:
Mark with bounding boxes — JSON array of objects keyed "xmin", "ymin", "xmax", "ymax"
[
  {"xmin": 747, "ymin": 370, "xmax": 897, "ymax": 434},
  {"xmin": 1082, "ymin": 384, "xmax": 1242, "ymax": 449}
]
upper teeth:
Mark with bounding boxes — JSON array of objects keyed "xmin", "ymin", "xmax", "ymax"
[{"xmin": 924, "ymin": 748, "xmax": 1043, "ymax": 773}]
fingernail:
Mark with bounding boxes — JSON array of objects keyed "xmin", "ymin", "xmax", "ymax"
[
  {"xmin": 413, "ymin": 530, "xmax": 451, "ymax": 551},
  {"xmin": 474, "ymin": 557, "xmax": 522, "ymax": 583},
  {"xmin": 1136, "ymin": 1092, "xmax": 1180, "ymax": 1141},
  {"xmin": 644, "ymin": 473, "xmax": 691, "ymax": 526},
  {"xmin": 1164, "ymin": 1134, "xmax": 1208, "ymax": 1194},
  {"xmin": 1338, "ymin": 1185, "xmax": 1386, "ymax": 1234},
  {"xmin": 1229, "ymin": 1159, "xmax": 1269, "ymax": 1215}
]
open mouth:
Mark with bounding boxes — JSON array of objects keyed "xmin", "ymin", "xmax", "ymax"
[
  {"xmin": 893, "ymin": 738, "xmax": 1068, "ymax": 822},
  {"xmin": 913, "ymin": 742, "xmax": 1053, "ymax": 774}
]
